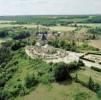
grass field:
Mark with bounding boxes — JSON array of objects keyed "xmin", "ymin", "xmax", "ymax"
[
  {"xmin": 0, "ymin": 23, "xmax": 76, "ymax": 32},
  {"xmin": 71, "ymin": 67, "xmax": 101, "ymax": 85},
  {"xmin": 0, "ymin": 20, "xmax": 16, "ymax": 24},
  {"xmin": 49, "ymin": 26, "xmax": 76, "ymax": 32},
  {"xmin": 0, "ymin": 23, "xmax": 101, "ymax": 32},
  {"xmin": 0, "ymin": 24, "xmax": 38, "ymax": 28},
  {"xmin": 77, "ymin": 23, "xmax": 101, "ymax": 27},
  {"xmin": 16, "ymin": 82, "xmax": 98, "ymax": 100},
  {"xmin": 89, "ymin": 40, "xmax": 101, "ymax": 50}
]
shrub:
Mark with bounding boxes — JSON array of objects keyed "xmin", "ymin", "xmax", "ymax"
[
  {"xmin": 0, "ymin": 47, "xmax": 12, "ymax": 65},
  {"xmin": 75, "ymin": 74, "xmax": 79, "ymax": 82},
  {"xmin": 48, "ymin": 40, "xmax": 77, "ymax": 52},
  {"xmin": 78, "ymin": 60, "xmax": 85, "ymax": 66},
  {"xmin": 0, "ymin": 30, "xmax": 8, "ymax": 38},
  {"xmin": 74, "ymin": 92, "xmax": 90, "ymax": 100},
  {"xmin": 11, "ymin": 40, "xmax": 27, "ymax": 50},
  {"xmin": 97, "ymin": 88, "xmax": 101, "ymax": 99},
  {"xmin": 0, "ymin": 79, "xmax": 6, "ymax": 87},
  {"xmin": 53, "ymin": 63, "xmax": 72, "ymax": 82},
  {"xmin": 67, "ymin": 61, "xmax": 81, "ymax": 72},
  {"xmin": 87, "ymin": 77, "xmax": 100, "ymax": 92},
  {"xmin": 94, "ymin": 83, "xmax": 100, "ymax": 92},
  {"xmin": 13, "ymin": 31, "xmax": 30, "ymax": 40},
  {"xmin": 10, "ymin": 83, "xmax": 27, "ymax": 97},
  {"xmin": 25, "ymin": 73, "xmax": 38, "ymax": 88},
  {"xmin": 88, "ymin": 77, "xmax": 94, "ymax": 90},
  {"xmin": 39, "ymin": 74, "xmax": 53, "ymax": 84},
  {"xmin": 0, "ymin": 90, "xmax": 12, "ymax": 100}
]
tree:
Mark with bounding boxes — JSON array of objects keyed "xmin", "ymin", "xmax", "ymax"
[
  {"xmin": 0, "ymin": 47, "xmax": 12, "ymax": 65},
  {"xmin": 78, "ymin": 60, "xmax": 84, "ymax": 67},
  {"xmin": 13, "ymin": 31, "xmax": 30, "ymax": 40},
  {"xmin": 88, "ymin": 77, "xmax": 94, "ymax": 90},
  {"xmin": 75, "ymin": 74, "xmax": 79, "ymax": 82},
  {"xmin": 11, "ymin": 40, "xmax": 27, "ymax": 51},
  {"xmin": 0, "ymin": 30, "xmax": 8, "ymax": 38},
  {"xmin": 53, "ymin": 63, "xmax": 72, "ymax": 82},
  {"xmin": 97, "ymin": 88, "xmax": 101, "ymax": 99},
  {"xmin": 94, "ymin": 83, "xmax": 100, "ymax": 92}
]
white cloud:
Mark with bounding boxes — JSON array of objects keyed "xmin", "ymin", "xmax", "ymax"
[{"xmin": 0, "ymin": 0, "xmax": 101, "ymax": 15}]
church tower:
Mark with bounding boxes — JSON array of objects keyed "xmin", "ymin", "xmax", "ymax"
[{"xmin": 36, "ymin": 26, "xmax": 48, "ymax": 46}]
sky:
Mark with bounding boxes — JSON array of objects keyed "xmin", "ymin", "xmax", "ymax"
[{"xmin": 0, "ymin": 0, "xmax": 101, "ymax": 16}]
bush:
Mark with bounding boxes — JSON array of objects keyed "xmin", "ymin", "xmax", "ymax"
[
  {"xmin": 39, "ymin": 74, "xmax": 53, "ymax": 84},
  {"xmin": 13, "ymin": 31, "xmax": 30, "ymax": 40},
  {"xmin": 0, "ymin": 79, "xmax": 6, "ymax": 87},
  {"xmin": 10, "ymin": 83, "xmax": 27, "ymax": 97},
  {"xmin": 88, "ymin": 77, "xmax": 94, "ymax": 90},
  {"xmin": 0, "ymin": 30, "xmax": 8, "ymax": 38},
  {"xmin": 48, "ymin": 40, "xmax": 77, "ymax": 52},
  {"xmin": 11, "ymin": 40, "xmax": 27, "ymax": 50},
  {"xmin": 88, "ymin": 77, "xmax": 100, "ymax": 92},
  {"xmin": 78, "ymin": 60, "xmax": 85, "ymax": 66},
  {"xmin": 74, "ymin": 92, "xmax": 90, "ymax": 100},
  {"xmin": 53, "ymin": 63, "xmax": 72, "ymax": 82},
  {"xmin": 97, "ymin": 88, "xmax": 101, "ymax": 99},
  {"xmin": 0, "ymin": 90, "xmax": 12, "ymax": 100},
  {"xmin": 25, "ymin": 73, "xmax": 38, "ymax": 88},
  {"xmin": 0, "ymin": 47, "xmax": 12, "ymax": 65},
  {"xmin": 67, "ymin": 61, "xmax": 81, "ymax": 72}
]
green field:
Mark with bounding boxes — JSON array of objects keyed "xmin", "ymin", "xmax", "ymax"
[
  {"xmin": 16, "ymin": 82, "xmax": 98, "ymax": 100},
  {"xmin": 71, "ymin": 67, "xmax": 101, "ymax": 85}
]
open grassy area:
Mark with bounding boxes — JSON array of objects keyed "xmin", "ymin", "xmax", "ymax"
[
  {"xmin": 89, "ymin": 40, "xmax": 101, "ymax": 50},
  {"xmin": 16, "ymin": 82, "xmax": 98, "ymax": 100},
  {"xmin": 49, "ymin": 26, "xmax": 76, "ymax": 32},
  {"xmin": 71, "ymin": 67, "xmax": 101, "ymax": 85},
  {"xmin": 0, "ymin": 24, "xmax": 37, "ymax": 28},
  {"xmin": 77, "ymin": 23, "xmax": 101, "ymax": 28}
]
